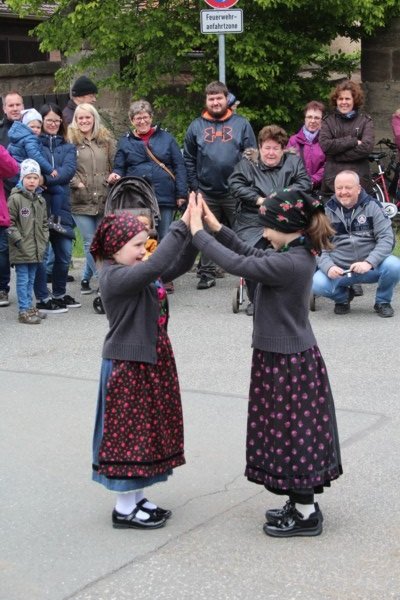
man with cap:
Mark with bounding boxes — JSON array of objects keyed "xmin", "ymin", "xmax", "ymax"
[{"xmin": 62, "ymin": 75, "xmax": 98, "ymax": 125}]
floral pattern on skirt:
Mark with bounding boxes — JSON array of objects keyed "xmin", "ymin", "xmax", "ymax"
[
  {"xmin": 245, "ymin": 345, "xmax": 342, "ymax": 493},
  {"xmin": 96, "ymin": 327, "xmax": 185, "ymax": 479}
]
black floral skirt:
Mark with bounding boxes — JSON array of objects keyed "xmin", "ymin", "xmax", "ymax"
[
  {"xmin": 245, "ymin": 345, "xmax": 342, "ymax": 495},
  {"xmin": 92, "ymin": 327, "xmax": 185, "ymax": 491}
]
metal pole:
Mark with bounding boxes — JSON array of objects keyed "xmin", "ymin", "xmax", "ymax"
[{"xmin": 218, "ymin": 34, "xmax": 226, "ymax": 83}]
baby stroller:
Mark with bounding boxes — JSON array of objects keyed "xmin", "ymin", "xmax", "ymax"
[{"xmin": 93, "ymin": 176, "xmax": 160, "ymax": 314}]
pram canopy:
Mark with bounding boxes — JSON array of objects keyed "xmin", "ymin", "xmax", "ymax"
[{"xmin": 104, "ymin": 176, "xmax": 161, "ymax": 222}]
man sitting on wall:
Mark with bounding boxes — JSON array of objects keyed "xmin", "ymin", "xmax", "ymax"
[{"xmin": 312, "ymin": 170, "xmax": 400, "ymax": 317}]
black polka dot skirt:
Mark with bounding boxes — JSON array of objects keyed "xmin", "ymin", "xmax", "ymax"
[{"xmin": 245, "ymin": 346, "xmax": 342, "ymax": 495}]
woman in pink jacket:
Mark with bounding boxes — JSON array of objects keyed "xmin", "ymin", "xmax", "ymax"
[
  {"xmin": 287, "ymin": 101, "xmax": 326, "ymax": 192},
  {"xmin": 0, "ymin": 145, "xmax": 19, "ymax": 306}
]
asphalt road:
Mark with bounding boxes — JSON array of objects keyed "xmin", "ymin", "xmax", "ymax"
[{"xmin": 1, "ymin": 263, "xmax": 399, "ymax": 600}]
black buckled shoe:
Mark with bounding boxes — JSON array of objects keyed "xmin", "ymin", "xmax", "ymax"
[
  {"xmin": 265, "ymin": 500, "xmax": 323, "ymax": 526},
  {"xmin": 136, "ymin": 498, "xmax": 172, "ymax": 520},
  {"xmin": 263, "ymin": 507, "xmax": 323, "ymax": 538},
  {"xmin": 112, "ymin": 506, "xmax": 167, "ymax": 529}
]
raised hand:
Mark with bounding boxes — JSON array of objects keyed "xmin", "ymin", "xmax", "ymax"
[
  {"xmin": 188, "ymin": 192, "xmax": 204, "ymax": 235},
  {"xmin": 198, "ymin": 194, "xmax": 222, "ymax": 233}
]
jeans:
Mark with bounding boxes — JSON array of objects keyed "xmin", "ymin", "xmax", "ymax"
[
  {"xmin": 198, "ymin": 193, "xmax": 236, "ymax": 277},
  {"xmin": 312, "ymin": 255, "xmax": 400, "ymax": 304},
  {"xmin": 46, "ymin": 245, "xmax": 55, "ymax": 275},
  {"xmin": 0, "ymin": 226, "xmax": 10, "ymax": 293},
  {"xmin": 157, "ymin": 207, "xmax": 175, "ymax": 241},
  {"xmin": 15, "ymin": 263, "xmax": 38, "ymax": 311},
  {"xmin": 34, "ymin": 234, "xmax": 73, "ymax": 300},
  {"xmin": 72, "ymin": 214, "xmax": 101, "ymax": 281}
]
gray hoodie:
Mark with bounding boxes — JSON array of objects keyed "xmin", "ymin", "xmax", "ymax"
[{"xmin": 317, "ymin": 190, "xmax": 394, "ymax": 274}]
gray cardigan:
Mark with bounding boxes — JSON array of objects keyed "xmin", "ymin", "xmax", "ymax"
[
  {"xmin": 193, "ymin": 226, "xmax": 317, "ymax": 354},
  {"xmin": 99, "ymin": 220, "xmax": 196, "ymax": 363}
]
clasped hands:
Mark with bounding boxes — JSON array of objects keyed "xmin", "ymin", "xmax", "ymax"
[
  {"xmin": 180, "ymin": 192, "xmax": 222, "ymax": 236},
  {"xmin": 328, "ymin": 261, "xmax": 372, "ymax": 279}
]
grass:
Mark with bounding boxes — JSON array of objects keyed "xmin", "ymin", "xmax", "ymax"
[{"xmin": 72, "ymin": 228, "xmax": 85, "ymax": 258}]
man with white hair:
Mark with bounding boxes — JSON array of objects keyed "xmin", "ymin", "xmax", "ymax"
[{"xmin": 312, "ymin": 170, "xmax": 400, "ymax": 317}]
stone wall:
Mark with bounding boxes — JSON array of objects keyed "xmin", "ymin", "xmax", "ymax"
[
  {"xmin": 0, "ymin": 61, "xmax": 132, "ymax": 136},
  {"xmin": 362, "ymin": 18, "xmax": 400, "ymax": 144},
  {"xmin": 0, "ymin": 61, "xmax": 60, "ymax": 96}
]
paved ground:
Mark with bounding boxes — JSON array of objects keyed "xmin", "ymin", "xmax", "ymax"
[{"xmin": 1, "ymin": 263, "xmax": 399, "ymax": 600}]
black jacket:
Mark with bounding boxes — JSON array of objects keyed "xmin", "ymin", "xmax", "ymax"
[
  {"xmin": 0, "ymin": 116, "xmax": 13, "ymax": 148},
  {"xmin": 229, "ymin": 150, "xmax": 311, "ymax": 246},
  {"xmin": 319, "ymin": 111, "xmax": 375, "ymax": 194}
]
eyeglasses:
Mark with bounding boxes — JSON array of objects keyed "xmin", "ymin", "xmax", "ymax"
[
  {"xmin": 305, "ymin": 116, "xmax": 322, "ymax": 121},
  {"xmin": 133, "ymin": 115, "xmax": 151, "ymax": 122},
  {"xmin": 44, "ymin": 119, "xmax": 62, "ymax": 125}
]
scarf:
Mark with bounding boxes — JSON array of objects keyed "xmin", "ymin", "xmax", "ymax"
[{"xmin": 90, "ymin": 213, "xmax": 147, "ymax": 261}]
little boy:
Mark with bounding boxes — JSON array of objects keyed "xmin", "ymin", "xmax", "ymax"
[{"xmin": 7, "ymin": 159, "xmax": 49, "ymax": 324}]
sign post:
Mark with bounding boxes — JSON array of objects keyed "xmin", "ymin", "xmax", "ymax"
[{"xmin": 201, "ymin": 0, "xmax": 242, "ymax": 84}]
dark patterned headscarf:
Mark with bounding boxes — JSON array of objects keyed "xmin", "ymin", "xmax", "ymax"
[
  {"xmin": 258, "ymin": 189, "xmax": 324, "ymax": 233},
  {"xmin": 90, "ymin": 213, "xmax": 147, "ymax": 260}
]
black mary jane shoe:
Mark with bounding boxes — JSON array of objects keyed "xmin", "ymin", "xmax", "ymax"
[
  {"xmin": 136, "ymin": 498, "xmax": 172, "ymax": 520},
  {"xmin": 112, "ymin": 506, "xmax": 167, "ymax": 529}
]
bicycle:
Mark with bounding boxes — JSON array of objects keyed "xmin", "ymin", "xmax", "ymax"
[{"xmin": 369, "ymin": 138, "xmax": 400, "ymax": 218}]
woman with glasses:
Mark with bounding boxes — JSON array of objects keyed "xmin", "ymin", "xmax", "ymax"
[
  {"xmin": 68, "ymin": 103, "xmax": 115, "ymax": 295},
  {"xmin": 229, "ymin": 125, "xmax": 311, "ymax": 315},
  {"xmin": 108, "ymin": 100, "xmax": 187, "ymax": 242},
  {"xmin": 319, "ymin": 80, "xmax": 375, "ymax": 195},
  {"xmin": 287, "ymin": 101, "xmax": 326, "ymax": 193},
  {"xmin": 33, "ymin": 103, "xmax": 81, "ymax": 313}
]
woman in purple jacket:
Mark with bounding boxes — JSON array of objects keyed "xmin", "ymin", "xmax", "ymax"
[{"xmin": 287, "ymin": 101, "xmax": 326, "ymax": 192}]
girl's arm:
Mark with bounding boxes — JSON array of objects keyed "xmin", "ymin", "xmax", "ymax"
[
  {"xmin": 160, "ymin": 232, "xmax": 197, "ymax": 282},
  {"xmin": 189, "ymin": 195, "xmax": 283, "ymax": 284}
]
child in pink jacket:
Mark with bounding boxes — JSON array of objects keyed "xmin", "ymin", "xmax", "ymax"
[{"xmin": 0, "ymin": 145, "xmax": 19, "ymax": 307}]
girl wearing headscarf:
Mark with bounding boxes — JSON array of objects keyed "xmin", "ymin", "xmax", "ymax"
[
  {"xmin": 90, "ymin": 208, "xmax": 196, "ymax": 529},
  {"xmin": 188, "ymin": 189, "xmax": 342, "ymax": 538}
]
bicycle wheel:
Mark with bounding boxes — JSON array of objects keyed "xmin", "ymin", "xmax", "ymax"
[{"xmin": 372, "ymin": 183, "xmax": 385, "ymax": 204}]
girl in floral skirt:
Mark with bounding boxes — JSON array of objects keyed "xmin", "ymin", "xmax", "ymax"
[
  {"xmin": 90, "ymin": 207, "xmax": 195, "ymax": 529},
  {"xmin": 189, "ymin": 190, "xmax": 342, "ymax": 537}
]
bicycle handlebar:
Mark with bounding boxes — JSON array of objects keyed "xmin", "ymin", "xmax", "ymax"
[{"xmin": 377, "ymin": 138, "xmax": 398, "ymax": 151}]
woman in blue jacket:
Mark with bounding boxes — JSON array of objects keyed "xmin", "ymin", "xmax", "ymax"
[
  {"xmin": 34, "ymin": 103, "xmax": 80, "ymax": 313},
  {"xmin": 108, "ymin": 100, "xmax": 187, "ymax": 242}
]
